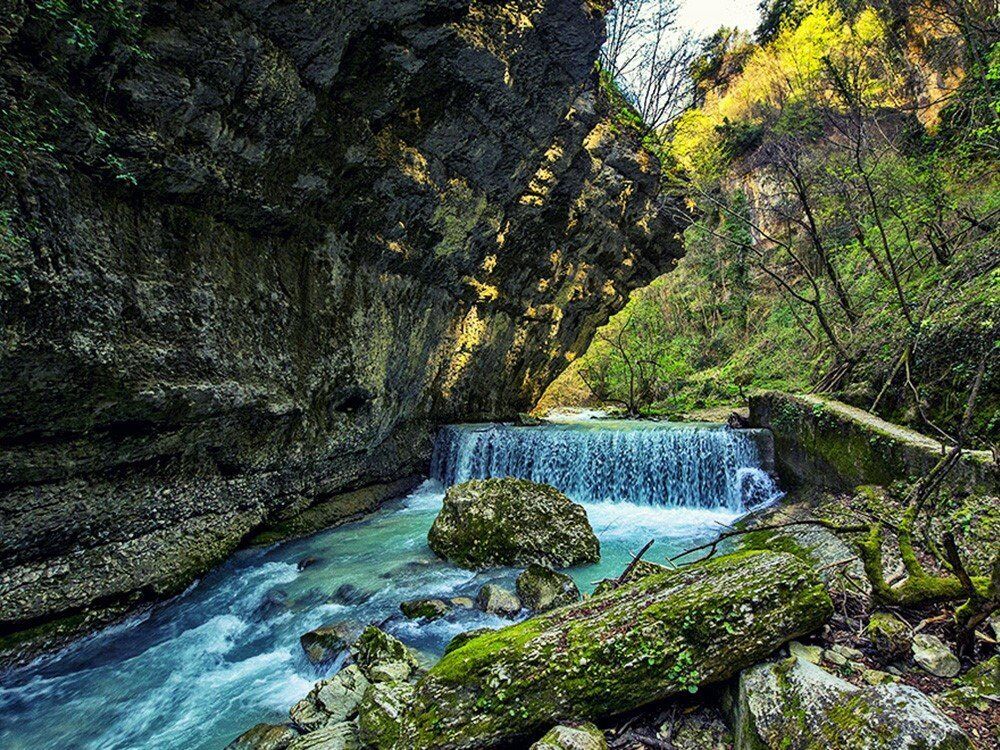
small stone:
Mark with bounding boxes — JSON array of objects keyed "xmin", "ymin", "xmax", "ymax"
[
  {"xmin": 286, "ymin": 721, "xmax": 359, "ymax": 750},
  {"xmin": 823, "ymin": 649, "xmax": 848, "ymax": 667},
  {"xmin": 531, "ymin": 722, "xmax": 607, "ymax": 749},
  {"xmin": 253, "ymin": 590, "xmax": 290, "ymax": 621},
  {"xmin": 789, "ymin": 641, "xmax": 822, "ymax": 665},
  {"xmin": 444, "ymin": 628, "xmax": 495, "ymax": 655},
  {"xmin": 449, "ymin": 596, "xmax": 475, "ymax": 609},
  {"xmin": 297, "ymin": 556, "xmax": 320, "ymax": 571},
  {"xmin": 475, "ymin": 584, "xmax": 521, "ymax": 617},
  {"xmin": 516, "ymin": 564, "xmax": 581, "ymax": 612},
  {"xmin": 300, "ymin": 621, "xmax": 361, "ymax": 665},
  {"xmin": 399, "ymin": 598, "xmax": 450, "ymax": 621},
  {"xmin": 865, "ymin": 612, "xmax": 910, "ymax": 661},
  {"xmin": 861, "ymin": 668, "xmax": 897, "ymax": 686},
  {"xmin": 832, "ymin": 643, "xmax": 864, "ymax": 661},
  {"xmin": 912, "ymin": 634, "xmax": 960, "ymax": 678},
  {"xmin": 887, "ymin": 665, "xmax": 904, "ymax": 676},
  {"xmin": 225, "ymin": 723, "xmax": 299, "ymax": 750}
]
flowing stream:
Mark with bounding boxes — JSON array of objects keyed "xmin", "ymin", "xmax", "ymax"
[{"xmin": 0, "ymin": 420, "xmax": 779, "ymax": 750}]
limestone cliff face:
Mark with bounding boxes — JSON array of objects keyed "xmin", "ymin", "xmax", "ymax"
[{"xmin": 0, "ymin": 0, "xmax": 680, "ymax": 653}]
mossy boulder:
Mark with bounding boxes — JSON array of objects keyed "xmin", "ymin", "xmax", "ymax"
[
  {"xmin": 225, "ymin": 723, "xmax": 299, "ymax": 750},
  {"xmin": 428, "ymin": 479, "xmax": 600, "ymax": 569},
  {"xmin": 940, "ymin": 655, "xmax": 1000, "ymax": 711},
  {"xmin": 350, "ymin": 626, "xmax": 419, "ymax": 683},
  {"xmin": 864, "ymin": 612, "xmax": 910, "ymax": 661},
  {"xmin": 531, "ymin": 723, "xmax": 607, "ymax": 749},
  {"xmin": 517, "ymin": 564, "xmax": 581, "ymax": 612},
  {"xmin": 400, "ymin": 599, "xmax": 450, "ymax": 621},
  {"xmin": 379, "ymin": 550, "xmax": 830, "ymax": 749},
  {"xmin": 358, "ymin": 681, "xmax": 417, "ymax": 749},
  {"xmin": 732, "ymin": 656, "xmax": 972, "ymax": 749}
]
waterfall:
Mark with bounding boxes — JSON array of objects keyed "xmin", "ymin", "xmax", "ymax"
[{"xmin": 430, "ymin": 421, "xmax": 780, "ymax": 511}]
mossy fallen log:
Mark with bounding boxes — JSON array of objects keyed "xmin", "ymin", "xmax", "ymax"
[{"xmin": 366, "ymin": 550, "xmax": 833, "ymax": 749}]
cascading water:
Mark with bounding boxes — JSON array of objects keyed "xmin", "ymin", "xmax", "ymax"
[
  {"xmin": 431, "ymin": 421, "xmax": 781, "ymax": 511},
  {"xmin": 0, "ymin": 418, "xmax": 782, "ymax": 750}
]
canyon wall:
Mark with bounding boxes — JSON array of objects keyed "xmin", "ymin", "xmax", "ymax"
[{"xmin": 0, "ymin": 0, "xmax": 680, "ymax": 657}]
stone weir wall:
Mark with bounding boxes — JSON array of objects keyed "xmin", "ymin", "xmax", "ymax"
[
  {"xmin": 0, "ymin": 0, "xmax": 681, "ymax": 656},
  {"xmin": 749, "ymin": 392, "xmax": 998, "ymax": 494}
]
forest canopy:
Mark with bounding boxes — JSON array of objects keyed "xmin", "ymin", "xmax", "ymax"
[{"xmin": 545, "ymin": 0, "xmax": 999, "ymax": 450}]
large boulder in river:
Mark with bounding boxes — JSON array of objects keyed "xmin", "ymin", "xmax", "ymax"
[
  {"xmin": 732, "ymin": 656, "xmax": 972, "ymax": 749},
  {"xmin": 357, "ymin": 550, "xmax": 831, "ymax": 749},
  {"xmin": 428, "ymin": 478, "xmax": 600, "ymax": 569},
  {"xmin": 226, "ymin": 723, "xmax": 299, "ymax": 750}
]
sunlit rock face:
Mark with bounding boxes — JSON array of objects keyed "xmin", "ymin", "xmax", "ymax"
[{"xmin": 0, "ymin": 0, "xmax": 680, "ymax": 651}]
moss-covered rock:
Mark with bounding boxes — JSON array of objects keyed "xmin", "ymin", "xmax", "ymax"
[
  {"xmin": 939, "ymin": 655, "xmax": 999, "ymax": 711},
  {"xmin": 517, "ymin": 565, "xmax": 581, "ymax": 612},
  {"xmin": 358, "ymin": 682, "xmax": 417, "ymax": 749},
  {"xmin": 386, "ymin": 551, "xmax": 831, "ymax": 749},
  {"xmin": 428, "ymin": 479, "xmax": 600, "ymax": 570},
  {"xmin": 912, "ymin": 634, "xmax": 960, "ymax": 678},
  {"xmin": 864, "ymin": 612, "xmax": 910, "ymax": 662},
  {"xmin": 749, "ymin": 392, "xmax": 996, "ymax": 493},
  {"xmin": 733, "ymin": 656, "xmax": 972, "ymax": 749},
  {"xmin": 443, "ymin": 628, "xmax": 495, "ymax": 656},
  {"xmin": 350, "ymin": 627, "xmax": 419, "ymax": 683},
  {"xmin": 531, "ymin": 722, "xmax": 607, "ymax": 749},
  {"xmin": 225, "ymin": 723, "xmax": 299, "ymax": 750},
  {"xmin": 399, "ymin": 599, "xmax": 450, "ymax": 621}
]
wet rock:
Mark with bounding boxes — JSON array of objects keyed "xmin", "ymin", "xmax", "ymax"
[
  {"xmin": 350, "ymin": 626, "xmax": 418, "ymax": 683},
  {"xmin": 912, "ymin": 634, "xmax": 960, "ymax": 678},
  {"xmin": 290, "ymin": 666, "xmax": 369, "ymax": 731},
  {"xmin": 298, "ymin": 556, "xmax": 320, "ymax": 571},
  {"xmin": 516, "ymin": 564, "xmax": 581, "ymax": 612},
  {"xmin": 329, "ymin": 584, "xmax": 373, "ymax": 606},
  {"xmin": 253, "ymin": 590, "xmax": 291, "ymax": 622},
  {"xmin": 443, "ymin": 628, "xmax": 495, "ymax": 655},
  {"xmin": 733, "ymin": 656, "xmax": 972, "ymax": 749},
  {"xmin": 300, "ymin": 621, "xmax": 362, "ymax": 665},
  {"xmin": 286, "ymin": 721, "xmax": 359, "ymax": 750},
  {"xmin": 865, "ymin": 612, "xmax": 911, "ymax": 661},
  {"xmin": 428, "ymin": 478, "xmax": 600, "ymax": 569},
  {"xmin": 403, "ymin": 551, "xmax": 831, "ymax": 749},
  {"xmin": 475, "ymin": 584, "xmax": 521, "ymax": 617},
  {"xmin": 449, "ymin": 597, "xmax": 474, "ymax": 609},
  {"xmin": 531, "ymin": 722, "xmax": 607, "ymax": 749},
  {"xmin": 226, "ymin": 723, "xmax": 299, "ymax": 750},
  {"xmin": 357, "ymin": 681, "xmax": 416, "ymax": 749},
  {"xmin": 399, "ymin": 598, "xmax": 450, "ymax": 621}
]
